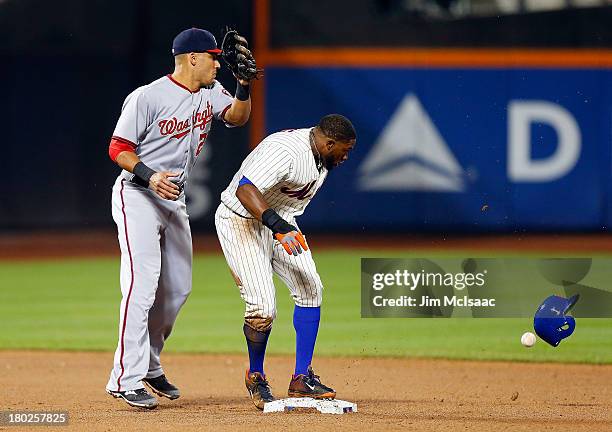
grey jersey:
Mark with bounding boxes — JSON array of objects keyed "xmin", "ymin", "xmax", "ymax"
[
  {"xmin": 221, "ymin": 128, "xmax": 328, "ymax": 221},
  {"xmin": 113, "ymin": 75, "xmax": 234, "ymax": 186}
]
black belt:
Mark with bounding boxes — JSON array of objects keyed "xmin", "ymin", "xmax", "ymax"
[{"xmin": 224, "ymin": 203, "xmax": 254, "ymax": 220}]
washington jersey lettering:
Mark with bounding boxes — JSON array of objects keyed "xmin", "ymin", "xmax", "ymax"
[{"xmin": 113, "ymin": 75, "xmax": 234, "ymax": 186}]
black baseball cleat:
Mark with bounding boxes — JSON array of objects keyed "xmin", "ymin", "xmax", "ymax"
[
  {"xmin": 245, "ymin": 370, "xmax": 275, "ymax": 410},
  {"xmin": 106, "ymin": 388, "xmax": 158, "ymax": 409},
  {"xmin": 143, "ymin": 374, "xmax": 181, "ymax": 400},
  {"xmin": 288, "ymin": 366, "xmax": 336, "ymax": 399}
]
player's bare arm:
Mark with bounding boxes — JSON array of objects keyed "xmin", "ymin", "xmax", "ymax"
[
  {"xmin": 114, "ymin": 150, "xmax": 180, "ymax": 201},
  {"xmin": 235, "ymin": 183, "xmax": 267, "ymax": 219},
  {"xmin": 223, "ymin": 96, "xmax": 251, "ymax": 126},
  {"xmin": 236, "ymin": 182, "xmax": 307, "ymax": 255}
]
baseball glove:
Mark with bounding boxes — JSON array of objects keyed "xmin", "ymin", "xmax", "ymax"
[{"xmin": 221, "ymin": 29, "xmax": 262, "ymax": 81}]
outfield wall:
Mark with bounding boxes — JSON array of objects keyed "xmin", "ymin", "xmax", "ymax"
[
  {"xmin": 264, "ymin": 66, "xmax": 612, "ymax": 232},
  {"xmin": 3, "ymin": 1, "xmax": 612, "ymax": 233}
]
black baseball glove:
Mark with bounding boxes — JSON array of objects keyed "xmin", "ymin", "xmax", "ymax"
[{"xmin": 221, "ymin": 29, "xmax": 262, "ymax": 81}]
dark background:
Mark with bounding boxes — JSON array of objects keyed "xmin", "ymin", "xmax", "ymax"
[
  {"xmin": 0, "ymin": 0, "xmax": 252, "ymax": 230},
  {"xmin": 271, "ymin": 1, "xmax": 612, "ymax": 47}
]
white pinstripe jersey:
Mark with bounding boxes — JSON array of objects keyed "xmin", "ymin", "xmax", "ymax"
[
  {"xmin": 221, "ymin": 128, "xmax": 328, "ymax": 220},
  {"xmin": 113, "ymin": 75, "xmax": 234, "ymax": 186}
]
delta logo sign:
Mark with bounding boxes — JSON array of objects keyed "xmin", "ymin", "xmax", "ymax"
[{"xmin": 358, "ymin": 94, "xmax": 582, "ymax": 193}]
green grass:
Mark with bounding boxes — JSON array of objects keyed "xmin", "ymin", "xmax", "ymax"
[{"xmin": 1, "ymin": 250, "xmax": 611, "ymax": 363}]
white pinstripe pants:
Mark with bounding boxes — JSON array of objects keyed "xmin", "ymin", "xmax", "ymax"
[{"xmin": 214, "ymin": 203, "xmax": 323, "ymax": 321}]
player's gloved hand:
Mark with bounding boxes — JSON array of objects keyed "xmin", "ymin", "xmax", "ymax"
[
  {"xmin": 221, "ymin": 29, "xmax": 262, "ymax": 83},
  {"xmin": 274, "ymin": 231, "xmax": 308, "ymax": 256},
  {"xmin": 149, "ymin": 171, "xmax": 181, "ymax": 201},
  {"xmin": 262, "ymin": 208, "xmax": 309, "ymax": 256}
]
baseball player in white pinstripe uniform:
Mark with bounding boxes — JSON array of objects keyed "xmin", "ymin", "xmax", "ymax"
[
  {"xmin": 105, "ymin": 28, "xmax": 256, "ymax": 409},
  {"xmin": 215, "ymin": 114, "xmax": 357, "ymax": 409}
]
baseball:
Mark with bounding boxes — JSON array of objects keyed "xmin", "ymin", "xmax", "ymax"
[{"xmin": 521, "ymin": 332, "xmax": 536, "ymax": 348}]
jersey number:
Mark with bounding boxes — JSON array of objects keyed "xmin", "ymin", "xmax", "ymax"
[{"xmin": 196, "ymin": 133, "xmax": 208, "ymax": 156}]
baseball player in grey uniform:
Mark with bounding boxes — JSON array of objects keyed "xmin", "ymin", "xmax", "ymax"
[
  {"xmin": 215, "ymin": 114, "xmax": 357, "ymax": 409},
  {"xmin": 105, "ymin": 28, "xmax": 256, "ymax": 409}
]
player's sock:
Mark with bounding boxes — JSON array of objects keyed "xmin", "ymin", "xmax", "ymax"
[
  {"xmin": 243, "ymin": 324, "xmax": 270, "ymax": 375},
  {"xmin": 293, "ymin": 305, "xmax": 321, "ymax": 376}
]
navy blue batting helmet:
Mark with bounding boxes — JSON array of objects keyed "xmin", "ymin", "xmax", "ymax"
[{"xmin": 533, "ymin": 294, "xmax": 579, "ymax": 347}]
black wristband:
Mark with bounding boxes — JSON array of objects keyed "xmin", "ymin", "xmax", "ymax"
[
  {"xmin": 133, "ymin": 161, "xmax": 156, "ymax": 185},
  {"xmin": 235, "ymin": 82, "xmax": 250, "ymax": 101},
  {"xmin": 261, "ymin": 208, "xmax": 295, "ymax": 234}
]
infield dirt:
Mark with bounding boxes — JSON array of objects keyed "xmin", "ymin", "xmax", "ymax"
[{"xmin": 1, "ymin": 351, "xmax": 611, "ymax": 431}]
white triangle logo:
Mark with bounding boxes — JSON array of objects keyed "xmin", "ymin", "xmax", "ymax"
[{"xmin": 358, "ymin": 94, "xmax": 465, "ymax": 192}]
